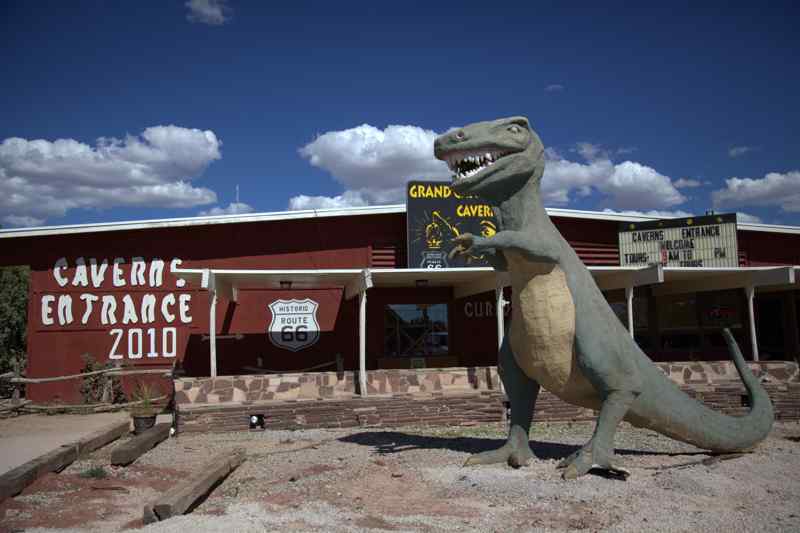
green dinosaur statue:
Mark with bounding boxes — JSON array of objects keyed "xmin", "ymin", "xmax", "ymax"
[{"xmin": 433, "ymin": 116, "xmax": 774, "ymax": 479}]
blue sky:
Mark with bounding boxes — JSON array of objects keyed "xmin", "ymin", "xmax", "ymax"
[{"xmin": 1, "ymin": 1, "xmax": 798, "ymax": 228}]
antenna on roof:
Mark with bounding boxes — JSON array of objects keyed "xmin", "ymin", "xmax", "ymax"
[{"xmin": 236, "ymin": 185, "xmax": 240, "ymax": 204}]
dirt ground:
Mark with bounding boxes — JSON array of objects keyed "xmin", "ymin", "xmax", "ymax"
[{"xmin": 1, "ymin": 419, "xmax": 799, "ymax": 532}]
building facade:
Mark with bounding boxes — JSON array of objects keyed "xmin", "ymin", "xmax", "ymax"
[{"xmin": 1, "ymin": 204, "xmax": 799, "ymax": 428}]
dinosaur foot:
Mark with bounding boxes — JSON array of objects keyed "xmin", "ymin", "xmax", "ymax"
[
  {"xmin": 557, "ymin": 446, "xmax": 630, "ymax": 480},
  {"xmin": 464, "ymin": 425, "xmax": 534, "ymax": 468}
]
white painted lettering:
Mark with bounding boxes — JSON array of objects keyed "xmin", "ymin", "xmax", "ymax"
[
  {"xmin": 161, "ymin": 293, "xmax": 176, "ymax": 323},
  {"xmin": 101, "ymin": 295, "xmax": 117, "ymax": 325},
  {"xmin": 57, "ymin": 294, "xmax": 74, "ymax": 325},
  {"xmin": 53, "ymin": 257, "xmax": 68, "ymax": 287},
  {"xmin": 41, "ymin": 295, "xmax": 55, "ymax": 325},
  {"xmin": 171, "ymin": 258, "xmax": 186, "ymax": 287},
  {"xmin": 179, "ymin": 294, "xmax": 192, "ymax": 323},
  {"xmin": 141, "ymin": 294, "xmax": 156, "ymax": 324},
  {"xmin": 89, "ymin": 258, "xmax": 108, "ymax": 288},
  {"xmin": 108, "ymin": 329, "xmax": 123, "ymax": 359},
  {"xmin": 121, "ymin": 294, "xmax": 138, "ymax": 324},
  {"xmin": 112, "ymin": 257, "xmax": 126, "ymax": 287},
  {"xmin": 149, "ymin": 258, "xmax": 165, "ymax": 287},
  {"xmin": 72, "ymin": 257, "xmax": 89, "ymax": 287},
  {"xmin": 130, "ymin": 256, "xmax": 146, "ymax": 286},
  {"xmin": 80, "ymin": 293, "xmax": 99, "ymax": 324}
]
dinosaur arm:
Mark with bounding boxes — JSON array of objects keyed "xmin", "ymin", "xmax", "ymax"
[{"xmin": 460, "ymin": 229, "xmax": 561, "ymax": 264}]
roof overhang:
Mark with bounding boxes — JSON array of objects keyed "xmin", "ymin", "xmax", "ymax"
[
  {"xmin": 2, "ymin": 203, "xmax": 798, "ymax": 239},
  {"xmin": 175, "ymin": 264, "xmax": 798, "ymax": 301}
]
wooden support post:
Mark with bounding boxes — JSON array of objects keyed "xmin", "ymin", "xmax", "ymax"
[
  {"xmin": 111, "ymin": 423, "xmax": 171, "ymax": 466},
  {"xmin": 143, "ymin": 448, "xmax": 245, "ymax": 524},
  {"xmin": 358, "ymin": 290, "xmax": 368, "ymax": 397}
]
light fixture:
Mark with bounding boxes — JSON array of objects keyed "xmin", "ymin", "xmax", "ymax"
[{"xmin": 279, "ymin": 280, "xmax": 292, "ymax": 290}]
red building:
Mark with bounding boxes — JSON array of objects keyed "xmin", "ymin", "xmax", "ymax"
[{"xmin": 1, "ymin": 204, "xmax": 798, "ymax": 430}]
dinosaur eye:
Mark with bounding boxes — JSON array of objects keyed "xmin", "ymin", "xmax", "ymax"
[{"xmin": 509, "ymin": 125, "xmax": 520, "ymax": 133}]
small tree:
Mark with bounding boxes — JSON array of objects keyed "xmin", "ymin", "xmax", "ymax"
[{"xmin": 0, "ymin": 265, "xmax": 29, "ymax": 397}]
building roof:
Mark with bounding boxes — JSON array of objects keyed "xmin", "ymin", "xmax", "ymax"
[{"xmin": 0, "ymin": 203, "xmax": 797, "ymax": 239}]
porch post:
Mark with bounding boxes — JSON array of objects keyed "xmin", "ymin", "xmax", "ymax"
[
  {"xmin": 209, "ymin": 288, "xmax": 218, "ymax": 377},
  {"xmin": 746, "ymin": 284, "xmax": 759, "ymax": 361},
  {"xmin": 202, "ymin": 269, "xmax": 219, "ymax": 378},
  {"xmin": 358, "ymin": 289, "xmax": 368, "ymax": 397},
  {"xmin": 495, "ymin": 285, "xmax": 507, "ymax": 395},
  {"xmin": 625, "ymin": 284, "xmax": 635, "ymax": 338},
  {"xmin": 495, "ymin": 287, "xmax": 506, "ymax": 348}
]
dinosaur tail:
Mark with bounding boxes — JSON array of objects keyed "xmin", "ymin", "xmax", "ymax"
[{"xmin": 628, "ymin": 328, "xmax": 774, "ymax": 452}]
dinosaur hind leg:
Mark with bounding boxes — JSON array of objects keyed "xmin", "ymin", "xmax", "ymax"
[
  {"xmin": 559, "ymin": 390, "xmax": 637, "ymax": 479},
  {"xmin": 465, "ymin": 333, "xmax": 540, "ymax": 468}
]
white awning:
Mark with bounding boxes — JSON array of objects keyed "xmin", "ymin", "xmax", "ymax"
[{"xmin": 174, "ymin": 264, "xmax": 798, "ymax": 300}]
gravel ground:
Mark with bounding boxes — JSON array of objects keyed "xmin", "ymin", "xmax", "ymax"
[{"xmin": 8, "ymin": 420, "xmax": 800, "ymax": 533}]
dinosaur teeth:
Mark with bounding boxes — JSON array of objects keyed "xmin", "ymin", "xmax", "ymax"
[{"xmin": 447, "ymin": 149, "xmax": 515, "ymax": 182}]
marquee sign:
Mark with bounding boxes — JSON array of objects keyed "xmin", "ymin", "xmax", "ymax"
[
  {"xmin": 406, "ymin": 180, "xmax": 499, "ymax": 268},
  {"xmin": 618, "ymin": 213, "xmax": 738, "ymax": 268},
  {"xmin": 268, "ymin": 299, "xmax": 321, "ymax": 351}
]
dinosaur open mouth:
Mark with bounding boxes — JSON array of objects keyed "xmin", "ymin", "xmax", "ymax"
[{"xmin": 445, "ymin": 149, "xmax": 514, "ymax": 183}]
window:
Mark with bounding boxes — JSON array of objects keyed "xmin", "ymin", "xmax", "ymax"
[{"xmin": 384, "ymin": 303, "xmax": 448, "ymax": 357}]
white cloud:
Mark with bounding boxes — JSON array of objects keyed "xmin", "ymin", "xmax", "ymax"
[
  {"xmin": 2, "ymin": 214, "xmax": 45, "ymax": 228},
  {"xmin": 295, "ymin": 124, "xmax": 686, "ymax": 212},
  {"xmin": 601, "ymin": 208, "xmax": 763, "ymax": 224},
  {"xmin": 673, "ymin": 178, "xmax": 705, "ymax": 188},
  {"xmin": 543, "ymin": 155, "xmax": 686, "ymax": 209},
  {"xmin": 728, "ymin": 146, "xmax": 756, "ymax": 158},
  {"xmin": 0, "ymin": 125, "xmax": 221, "ymax": 226},
  {"xmin": 198, "ymin": 202, "xmax": 254, "ymax": 216},
  {"xmin": 712, "ymin": 170, "xmax": 800, "ymax": 212},
  {"xmin": 185, "ymin": 0, "xmax": 231, "ymax": 25},
  {"xmin": 601, "ymin": 208, "xmax": 695, "ymax": 218},
  {"xmin": 735, "ymin": 212, "xmax": 763, "ymax": 224},
  {"xmin": 288, "ymin": 191, "xmax": 372, "ymax": 211},
  {"xmin": 545, "ymin": 84, "xmax": 565, "ymax": 92},
  {"xmin": 293, "ymin": 124, "xmax": 449, "ymax": 209},
  {"xmin": 574, "ymin": 142, "xmax": 607, "ymax": 161}
]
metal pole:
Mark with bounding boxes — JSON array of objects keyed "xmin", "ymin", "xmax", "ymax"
[
  {"xmin": 746, "ymin": 285, "xmax": 759, "ymax": 361},
  {"xmin": 358, "ymin": 290, "xmax": 368, "ymax": 396}
]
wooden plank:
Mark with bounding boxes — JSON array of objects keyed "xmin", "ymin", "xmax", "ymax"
[
  {"xmin": 77, "ymin": 421, "xmax": 131, "ymax": 456},
  {"xmin": 0, "ymin": 419, "xmax": 129, "ymax": 503},
  {"xmin": 0, "ymin": 445, "xmax": 77, "ymax": 502},
  {"xmin": 146, "ymin": 448, "xmax": 245, "ymax": 523},
  {"xmin": 111, "ymin": 423, "xmax": 171, "ymax": 466}
]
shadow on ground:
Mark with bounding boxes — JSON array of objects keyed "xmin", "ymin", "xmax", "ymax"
[{"xmin": 339, "ymin": 431, "xmax": 710, "ymax": 461}]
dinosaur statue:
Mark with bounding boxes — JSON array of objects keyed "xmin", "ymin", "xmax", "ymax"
[{"xmin": 434, "ymin": 116, "xmax": 774, "ymax": 479}]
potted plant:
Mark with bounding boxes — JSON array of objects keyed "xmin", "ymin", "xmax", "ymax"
[{"xmin": 130, "ymin": 381, "xmax": 159, "ymax": 434}]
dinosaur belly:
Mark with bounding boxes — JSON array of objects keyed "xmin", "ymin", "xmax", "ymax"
[{"xmin": 507, "ymin": 257, "xmax": 597, "ymax": 406}]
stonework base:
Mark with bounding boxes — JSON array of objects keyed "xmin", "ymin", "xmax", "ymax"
[{"xmin": 175, "ymin": 361, "xmax": 800, "ymax": 434}]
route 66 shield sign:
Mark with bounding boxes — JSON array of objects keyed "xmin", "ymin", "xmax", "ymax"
[{"xmin": 268, "ymin": 299, "xmax": 320, "ymax": 351}]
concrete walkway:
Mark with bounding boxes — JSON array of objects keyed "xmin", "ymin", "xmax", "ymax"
[{"xmin": 0, "ymin": 412, "xmax": 130, "ymax": 474}]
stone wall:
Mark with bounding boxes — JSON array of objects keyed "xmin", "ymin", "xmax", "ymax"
[{"xmin": 175, "ymin": 361, "xmax": 800, "ymax": 434}]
